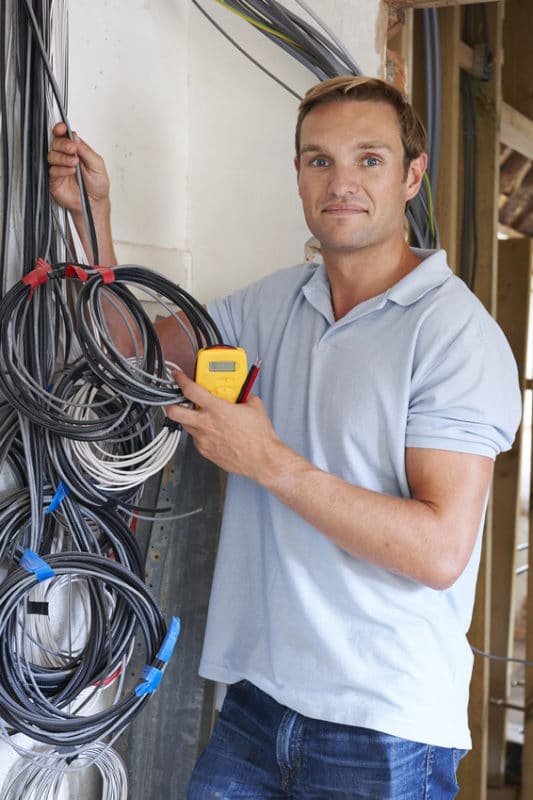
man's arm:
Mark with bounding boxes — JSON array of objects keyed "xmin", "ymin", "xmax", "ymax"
[
  {"xmin": 48, "ymin": 125, "xmax": 198, "ymax": 375},
  {"xmin": 169, "ymin": 370, "xmax": 494, "ymax": 590},
  {"xmin": 48, "ymin": 122, "xmax": 117, "ymax": 266}
]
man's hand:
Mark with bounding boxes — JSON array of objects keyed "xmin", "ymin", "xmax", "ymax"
[
  {"xmin": 168, "ymin": 370, "xmax": 282, "ymax": 481},
  {"xmin": 48, "ymin": 122, "xmax": 110, "ymax": 214},
  {"xmin": 48, "ymin": 122, "xmax": 117, "ymax": 265}
]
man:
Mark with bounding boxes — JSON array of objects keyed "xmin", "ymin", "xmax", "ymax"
[{"xmin": 49, "ymin": 76, "xmax": 521, "ymax": 799}]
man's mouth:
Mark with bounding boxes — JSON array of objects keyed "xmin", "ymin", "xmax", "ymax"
[{"xmin": 322, "ymin": 205, "xmax": 367, "ymax": 215}]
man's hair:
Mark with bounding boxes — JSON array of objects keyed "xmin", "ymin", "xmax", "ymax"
[{"xmin": 295, "ymin": 76, "xmax": 427, "ymax": 174}]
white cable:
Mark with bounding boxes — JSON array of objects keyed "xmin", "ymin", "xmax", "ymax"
[
  {"xmin": 57, "ymin": 361, "xmax": 183, "ymax": 491},
  {"xmin": 1, "ymin": 741, "xmax": 128, "ymax": 800}
]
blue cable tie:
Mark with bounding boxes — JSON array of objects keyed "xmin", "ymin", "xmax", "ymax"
[
  {"xmin": 45, "ymin": 481, "xmax": 70, "ymax": 514},
  {"xmin": 135, "ymin": 665, "xmax": 164, "ymax": 697},
  {"xmin": 20, "ymin": 549, "xmax": 55, "ymax": 582},
  {"xmin": 157, "ymin": 616, "xmax": 181, "ymax": 663}
]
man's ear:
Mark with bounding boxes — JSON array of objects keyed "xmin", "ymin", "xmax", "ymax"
[{"xmin": 405, "ymin": 152, "xmax": 428, "ymax": 201}]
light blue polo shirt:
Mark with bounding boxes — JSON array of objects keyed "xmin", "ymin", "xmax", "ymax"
[{"xmin": 200, "ymin": 249, "xmax": 521, "ymax": 748}]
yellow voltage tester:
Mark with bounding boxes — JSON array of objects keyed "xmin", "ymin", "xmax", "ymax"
[{"xmin": 195, "ymin": 345, "xmax": 248, "ymax": 403}]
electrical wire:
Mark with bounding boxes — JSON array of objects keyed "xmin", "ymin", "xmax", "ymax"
[
  {"xmin": 191, "ymin": 0, "xmax": 301, "ymax": 100},
  {"xmin": 0, "ymin": 552, "xmax": 173, "ymax": 747},
  {"xmin": 0, "ymin": 0, "xmax": 197, "ymax": 779},
  {"xmin": 197, "ymin": 0, "xmax": 360, "ymax": 80},
  {"xmin": 20, "ymin": 0, "xmax": 98, "ymax": 265},
  {"xmin": 471, "ymin": 646, "xmax": 533, "ymax": 668},
  {"xmin": 76, "ymin": 264, "xmax": 222, "ymax": 403},
  {"xmin": 0, "ymin": 263, "xmax": 221, "ymax": 438},
  {"xmin": 2, "ymin": 741, "xmax": 128, "ymax": 800}
]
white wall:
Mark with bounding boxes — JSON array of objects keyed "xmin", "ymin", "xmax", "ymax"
[{"xmin": 68, "ymin": 0, "xmax": 385, "ymax": 304}]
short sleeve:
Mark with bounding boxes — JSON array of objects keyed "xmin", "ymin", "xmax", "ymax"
[
  {"xmin": 406, "ymin": 313, "xmax": 521, "ymax": 459},
  {"xmin": 207, "ymin": 284, "xmax": 259, "ymax": 348}
]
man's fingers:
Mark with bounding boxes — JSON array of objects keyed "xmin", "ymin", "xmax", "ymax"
[
  {"xmin": 173, "ymin": 368, "xmax": 215, "ymax": 407},
  {"xmin": 166, "ymin": 402, "xmax": 198, "ymax": 430}
]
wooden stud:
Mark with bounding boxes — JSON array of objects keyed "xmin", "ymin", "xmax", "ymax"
[
  {"xmin": 522, "ymin": 244, "xmax": 533, "ymax": 800},
  {"xmin": 435, "ymin": 5, "xmax": 461, "ymax": 267},
  {"xmin": 502, "ymin": 0, "xmax": 533, "ymax": 121},
  {"xmin": 487, "ymin": 238, "xmax": 531, "ymax": 787},
  {"xmin": 501, "ymin": 104, "xmax": 533, "ymax": 163},
  {"xmin": 458, "ymin": 5, "xmax": 504, "ymax": 797}
]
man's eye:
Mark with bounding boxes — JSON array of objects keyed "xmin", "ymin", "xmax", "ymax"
[
  {"xmin": 311, "ymin": 157, "xmax": 329, "ymax": 167},
  {"xmin": 363, "ymin": 156, "xmax": 380, "ymax": 167}
]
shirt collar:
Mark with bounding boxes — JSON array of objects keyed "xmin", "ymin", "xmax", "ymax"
[
  {"xmin": 386, "ymin": 249, "xmax": 452, "ymax": 306},
  {"xmin": 302, "ymin": 249, "xmax": 452, "ymax": 324}
]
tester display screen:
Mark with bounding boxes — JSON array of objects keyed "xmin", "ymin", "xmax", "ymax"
[{"xmin": 209, "ymin": 361, "xmax": 237, "ymax": 372}]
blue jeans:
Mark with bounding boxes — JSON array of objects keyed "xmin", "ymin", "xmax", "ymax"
[{"xmin": 187, "ymin": 680, "xmax": 466, "ymax": 799}]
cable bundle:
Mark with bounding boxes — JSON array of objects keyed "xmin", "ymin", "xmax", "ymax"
[
  {"xmin": 76, "ymin": 264, "xmax": 222, "ymax": 404},
  {"xmin": 0, "ymin": 486, "xmax": 57, "ymax": 561},
  {"xmin": 0, "ymin": 551, "xmax": 178, "ymax": 747},
  {"xmin": 0, "ymin": 1, "xmax": 193, "ymax": 793},
  {"xmin": 0, "ymin": 262, "xmax": 221, "ymax": 433},
  {"xmin": 2, "ymin": 742, "xmax": 128, "ymax": 800},
  {"xmin": 68, "ymin": 407, "xmax": 181, "ymax": 491},
  {"xmin": 46, "ymin": 494, "xmax": 145, "ymax": 576},
  {"xmin": 194, "ymin": 0, "xmax": 361, "ymax": 81},
  {"xmin": 45, "ymin": 405, "xmax": 179, "ymax": 510},
  {"xmin": 0, "ymin": 263, "xmax": 198, "ymax": 785}
]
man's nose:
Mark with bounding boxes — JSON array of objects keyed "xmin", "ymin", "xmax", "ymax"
[{"xmin": 327, "ymin": 163, "xmax": 359, "ymax": 196}]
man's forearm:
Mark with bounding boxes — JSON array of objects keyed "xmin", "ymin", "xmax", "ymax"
[
  {"xmin": 169, "ymin": 365, "xmax": 494, "ymax": 591},
  {"xmin": 70, "ymin": 198, "xmax": 117, "ymax": 266},
  {"xmin": 254, "ymin": 438, "xmax": 491, "ymax": 591}
]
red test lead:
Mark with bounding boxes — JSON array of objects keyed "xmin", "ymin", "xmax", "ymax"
[{"xmin": 236, "ymin": 358, "xmax": 262, "ymax": 404}]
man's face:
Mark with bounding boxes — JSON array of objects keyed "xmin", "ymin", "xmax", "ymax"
[{"xmin": 295, "ymin": 100, "xmax": 425, "ymax": 259}]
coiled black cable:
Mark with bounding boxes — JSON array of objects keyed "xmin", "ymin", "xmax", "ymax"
[
  {"xmin": 76, "ymin": 264, "xmax": 222, "ymax": 404},
  {"xmin": 0, "ymin": 551, "xmax": 172, "ymax": 747}
]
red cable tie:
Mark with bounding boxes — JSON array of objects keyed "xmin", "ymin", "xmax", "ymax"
[
  {"xmin": 65, "ymin": 264, "xmax": 89, "ymax": 282},
  {"xmin": 22, "ymin": 259, "xmax": 52, "ymax": 298},
  {"xmin": 95, "ymin": 266, "xmax": 116, "ymax": 284}
]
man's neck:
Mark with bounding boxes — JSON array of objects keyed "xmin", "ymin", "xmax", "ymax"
[{"xmin": 323, "ymin": 240, "xmax": 422, "ymax": 320}]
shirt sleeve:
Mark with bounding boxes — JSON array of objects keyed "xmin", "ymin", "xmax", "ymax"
[
  {"xmin": 207, "ymin": 283, "xmax": 261, "ymax": 348},
  {"xmin": 405, "ymin": 312, "xmax": 522, "ymax": 459}
]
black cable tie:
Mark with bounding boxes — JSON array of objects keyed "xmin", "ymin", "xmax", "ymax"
[
  {"xmin": 27, "ymin": 600, "xmax": 49, "ymax": 616},
  {"xmin": 163, "ymin": 418, "xmax": 182, "ymax": 432}
]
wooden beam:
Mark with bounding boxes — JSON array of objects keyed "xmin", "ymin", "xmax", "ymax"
[
  {"xmin": 502, "ymin": 0, "xmax": 533, "ymax": 121},
  {"xmin": 459, "ymin": 41, "xmax": 533, "ymax": 161},
  {"xmin": 460, "ymin": 524, "xmax": 491, "ymax": 800},
  {"xmin": 498, "ymin": 223, "xmax": 527, "ymax": 240},
  {"xmin": 487, "ymin": 790, "xmax": 520, "ymax": 800},
  {"xmin": 525, "ymin": 498, "xmax": 533, "ymax": 799},
  {"xmin": 459, "ymin": 6, "xmax": 503, "ymax": 798},
  {"xmin": 389, "ymin": 0, "xmax": 499, "ymax": 7},
  {"xmin": 435, "ymin": 6, "xmax": 461, "ymax": 268},
  {"xmin": 501, "ymin": 103, "xmax": 533, "ymax": 162},
  {"xmin": 523, "ymin": 242, "xmax": 533, "ymax": 800},
  {"xmin": 488, "ymin": 238, "xmax": 530, "ymax": 787},
  {"xmin": 472, "ymin": 7, "xmax": 502, "ymax": 316}
]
